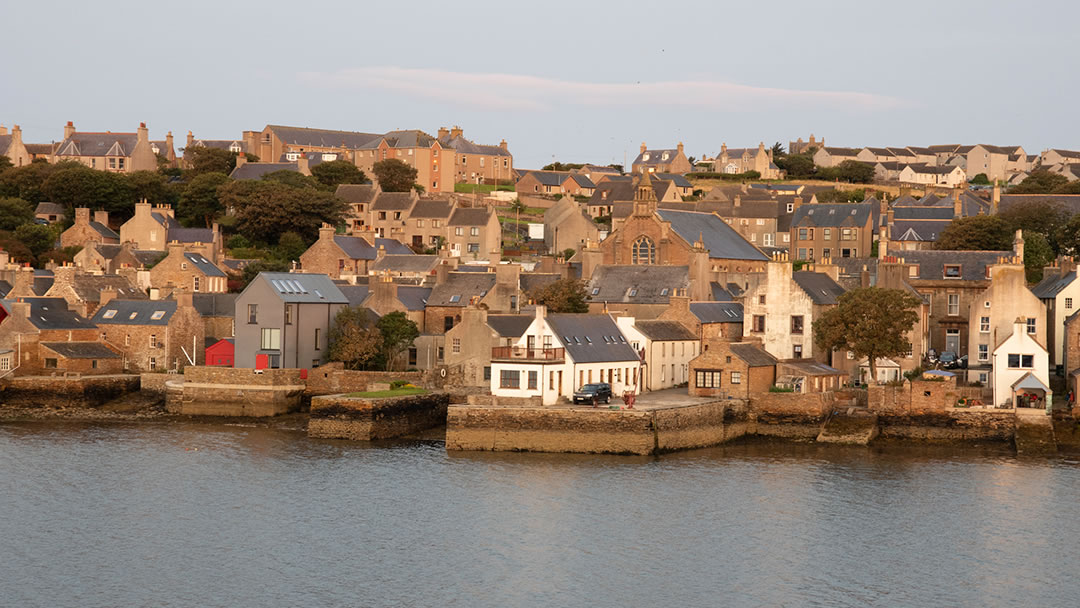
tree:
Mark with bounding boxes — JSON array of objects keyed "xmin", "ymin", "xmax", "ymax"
[
  {"xmin": 935, "ymin": 215, "xmax": 1013, "ymax": 251},
  {"xmin": 310, "ymin": 160, "xmax": 367, "ymax": 190},
  {"xmin": 0, "ymin": 231, "xmax": 33, "ymax": 263},
  {"xmin": 1058, "ymin": 213, "xmax": 1080, "ymax": 256},
  {"xmin": 185, "ymin": 146, "xmax": 239, "ymax": 178},
  {"xmin": 0, "ymin": 155, "xmax": 12, "ymax": 171},
  {"xmin": 178, "ymin": 172, "xmax": 230, "ymax": 227},
  {"xmin": 1023, "ymin": 232, "xmax": 1054, "ymax": 283},
  {"xmin": 1009, "ymin": 169, "xmax": 1069, "ymax": 194},
  {"xmin": 218, "ymin": 180, "xmax": 348, "ymax": 244},
  {"xmin": 969, "ymin": 173, "xmax": 991, "ymax": 185},
  {"xmin": 372, "ymin": 159, "xmax": 418, "ymax": 192},
  {"xmin": 770, "ymin": 142, "xmax": 786, "ymax": 160},
  {"xmin": 274, "ymin": 231, "xmax": 308, "ymax": 263},
  {"xmin": 238, "ymin": 259, "xmax": 291, "ymax": 290},
  {"xmin": 0, "ymin": 160, "xmax": 76, "ymax": 203},
  {"xmin": 813, "ymin": 287, "xmax": 921, "ymax": 383},
  {"xmin": 775, "ymin": 152, "xmax": 815, "ymax": 178},
  {"xmin": 542, "ymin": 161, "xmax": 585, "ymax": 171},
  {"xmin": 815, "ymin": 188, "xmax": 866, "ymax": 203},
  {"xmin": 14, "ymin": 223, "xmax": 55, "ymax": 259},
  {"xmin": 0, "ymin": 197, "xmax": 34, "ymax": 230},
  {"xmin": 328, "ymin": 306, "xmax": 382, "ymax": 370},
  {"xmin": 528, "ymin": 278, "xmax": 588, "ymax": 313},
  {"xmin": 998, "ymin": 199, "xmax": 1070, "ymax": 254},
  {"xmin": 377, "ymin": 311, "xmax": 419, "ymax": 371},
  {"xmin": 829, "ymin": 160, "xmax": 875, "ymax": 184},
  {"xmin": 42, "ymin": 166, "xmax": 134, "ymax": 218},
  {"xmin": 561, "ymin": 248, "xmax": 577, "ymax": 261},
  {"xmin": 126, "ymin": 170, "xmax": 173, "ymax": 205}
]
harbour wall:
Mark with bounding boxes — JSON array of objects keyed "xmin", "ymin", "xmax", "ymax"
[{"xmin": 309, "ymin": 393, "xmax": 450, "ymax": 441}]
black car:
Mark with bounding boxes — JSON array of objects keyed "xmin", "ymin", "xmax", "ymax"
[
  {"xmin": 573, "ymin": 383, "xmax": 612, "ymax": 404},
  {"xmin": 939, "ymin": 351, "xmax": 959, "ymax": 369}
]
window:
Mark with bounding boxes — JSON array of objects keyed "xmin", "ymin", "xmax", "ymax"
[
  {"xmin": 798, "ymin": 248, "xmax": 807, "ymax": 259},
  {"xmin": 444, "ymin": 316, "xmax": 454, "ymax": 331},
  {"xmin": 484, "ymin": 366, "xmax": 492, "ymax": 381},
  {"xmin": 791, "ymin": 316, "xmax": 804, "ymax": 334},
  {"xmin": 798, "ymin": 228, "xmax": 808, "ymax": 240},
  {"xmin": 125, "ymin": 335, "xmax": 130, "ymax": 347},
  {"xmin": 148, "ymin": 357, "xmax": 156, "ymax": 371},
  {"xmin": 452, "ymin": 338, "xmax": 461, "ymax": 354},
  {"xmin": 823, "ymin": 228, "xmax": 831, "ymax": 240},
  {"xmin": 1068, "ymin": 298, "xmax": 1074, "ymax": 310},
  {"xmin": 756, "ymin": 218, "xmax": 765, "ymax": 226},
  {"xmin": 285, "ymin": 304, "xmax": 292, "ymax": 325},
  {"xmin": 248, "ymin": 304, "xmax": 257, "ymax": 324},
  {"xmin": 783, "ymin": 233, "xmax": 790, "ymax": 243},
  {"xmin": 149, "ymin": 334, "xmax": 158, "ymax": 348},
  {"xmin": 193, "ymin": 277, "xmax": 200, "ymax": 292},
  {"xmin": 408, "ymin": 347, "xmax": 417, "ymax": 366},
  {"xmin": 260, "ymin": 328, "xmax": 281, "ymax": 350},
  {"xmin": 528, "ymin": 371, "xmax": 537, "ymax": 390},
  {"xmin": 416, "ymin": 220, "xmax": 424, "ymax": 228},
  {"xmin": 980, "ymin": 316, "xmax": 990, "ymax": 333},
  {"xmin": 947, "ymin": 294, "xmax": 959, "ymax": 316},
  {"xmin": 433, "ymin": 220, "xmax": 441, "ymax": 229},
  {"xmin": 841, "ymin": 228, "xmax": 855, "ymax": 241},
  {"xmin": 730, "ymin": 371, "xmax": 742, "ymax": 384},
  {"xmin": 437, "ymin": 347, "xmax": 444, "ymax": 360},
  {"xmin": 752, "ymin": 315, "xmax": 765, "ymax": 333},
  {"xmin": 181, "ymin": 262, "xmax": 188, "ymax": 270},
  {"xmin": 944, "ymin": 264, "xmax": 962, "ymax": 278},
  {"xmin": 695, "ymin": 370, "xmax": 722, "ymax": 388},
  {"xmin": 0, "ymin": 356, "xmax": 9, "ymax": 371},
  {"xmin": 470, "ymin": 226, "xmax": 479, "ymax": 237},
  {"xmin": 378, "ymin": 212, "xmax": 387, "ymax": 220},
  {"xmin": 1008, "ymin": 354, "xmax": 1034, "ymax": 368},
  {"xmin": 978, "ymin": 344, "xmax": 988, "ymax": 361},
  {"xmin": 500, "ymin": 369, "xmax": 520, "ymax": 389},
  {"xmin": 467, "ymin": 243, "xmax": 479, "ymax": 253},
  {"xmin": 786, "ymin": 203, "xmax": 794, "ymax": 213},
  {"xmin": 909, "ymin": 266, "xmax": 918, "ymax": 278},
  {"xmin": 759, "ymin": 295, "xmax": 766, "ymax": 305},
  {"xmin": 314, "ymin": 328, "xmax": 321, "ymax": 350},
  {"xmin": 1027, "ymin": 318, "xmax": 1036, "ymax": 334},
  {"xmin": 632, "ymin": 236, "xmax": 655, "ymax": 264},
  {"xmin": 763, "ymin": 233, "xmax": 774, "ymax": 247},
  {"xmin": 44, "ymin": 358, "xmax": 58, "ymax": 369},
  {"xmin": 103, "ymin": 309, "xmax": 117, "ymax": 319},
  {"xmin": 750, "ymin": 234, "xmax": 756, "ymax": 242}
]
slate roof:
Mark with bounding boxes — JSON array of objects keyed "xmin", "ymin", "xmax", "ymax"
[
  {"xmin": 523, "ymin": 171, "xmax": 570, "ymax": 187},
  {"xmin": 448, "ymin": 207, "xmax": 491, "ymax": 226},
  {"xmin": 184, "ymin": 253, "xmax": 226, "ymax": 277},
  {"xmin": 371, "ymin": 255, "xmax": 438, "ymax": 273},
  {"xmin": 192, "ymin": 293, "xmax": 237, "ymax": 317},
  {"xmin": 90, "ymin": 221, "xmax": 119, "ymax": 240},
  {"xmin": 819, "ymin": 146, "xmax": 861, "ymax": 156},
  {"xmin": 358, "ymin": 129, "xmax": 439, "ymax": 150},
  {"xmin": 487, "ymin": 314, "xmax": 533, "ymax": 338},
  {"xmin": 41, "ymin": 342, "xmax": 120, "ymax": 359},
  {"xmin": 427, "ymin": 272, "xmax": 495, "ymax": 307},
  {"xmin": 632, "ymin": 149, "xmax": 681, "ymax": 167},
  {"xmin": 335, "ymin": 184, "xmax": 379, "ymax": 205},
  {"xmin": 547, "ymin": 314, "xmax": 639, "ymax": 363},
  {"xmin": 520, "ymin": 273, "xmax": 561, "ymax": 295},
  {"xmin": 70, "ymin": 275, "xmax": 146, "ymax": 301},
  {"xmin": 655, "ymin": 209, "xmax": 770, "ymax": 261},
  {"xmin": 396, "ymin": 286, "xmax": 432, "ymax": 311},
  {"xmin": 92, "ymin": 300, "xmax": 176, "ymax": 326},
  {"xmin": 409, "ymin": 200, "xmax": 454, "ymax": 219},
  {"xmin": 890, "ymin": 220, "xmax": 950, "ymax": 242},
  {"xmin": 633, "ymin": 320, "xmax": 697, "ymax": 341},
  {"xmin": 266, "ymin": 125, "xmax": 381, "ymax": 150},
  {"xmin": 904, "ymin": 163, "xmax": 963, "ymax": 175},
  {"xmin": 333, "ymin": 236, "xmax": 413, "ymax": 260},
  {"xmin": 338, "ymin": 284, "xmax": 371, "ymax": 307},
  {"xmin": 371, "ymin": 192, "xmax": 416, "ymax": 211},
  {"xmin": 585, "ymin": 265, "xmax": 689, "ymax": 304},
  {"xmin": 2, "ymin": 298, "xmax": 95, "ymax": 330},
  {"xmin": 690, "ymin": 302, "xmax": 744, "ymax": 323},
  {"xmin": 899, "ymin": 250, "xmax": 1009, "ymax": 281},
  {"xmin": 589, "ymin": 181, "xmax": 635, "ymax": 204},
  {"xmin": 791, "ymin": 203, "xmax": 873, "ymax": 228},
  {"xmin": 709, "ymin": 282, "xmax": 736, "ymax": 302},
  {"xmin": 999, "ymin": 194, "xmax": 1080, "ymax": 216},
  {"xmin": 34, "ymin": 202, "xmax": 65, "ymax": 216},
  {"xmin": 780, "ymin": 360, "xmax": 841, "ymax": 376},
  {"xmin": 256, "ymin": 273, "xmax": 349, "ymax": 304},
  {"xmin": 229, "ymin": 162, "xmax": 300, "ymax": 180},
  {"xmin": 56, "ymin": 132, "xmax": 138, "ymax": 157},
  {"xmin": 568, "ymin": 174, "xmax": 595, "ymax": 189},
  {"xmin": 893, "ymin": 206, "xmax": 955, "ymax": 220},
  {"xmin": 730, "ymin": 342, "xmax": 778, "ymax": 367},
  {"xmin": 0, "ymin": 280, "xmax": 11, "ymax": 299},
  {"xmin": 437, "ymin": 134, "xmax": 511, "ymax": 157},
  {"xmin": 792, "ymin": 271, "xmax": 846, "ymax": 305},
  {"xmin": 1031, "ymin": 271, "xmax": 1077, "ymax": 299}
]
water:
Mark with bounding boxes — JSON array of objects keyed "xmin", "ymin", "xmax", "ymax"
[{"xmin": 2, "ymin": 422, "xmax": 1079, "ymax": 607}]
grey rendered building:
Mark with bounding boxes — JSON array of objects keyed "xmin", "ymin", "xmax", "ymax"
[{"xmin": 234, "ymin": 273, "xmax": 348, "ymax": 369}]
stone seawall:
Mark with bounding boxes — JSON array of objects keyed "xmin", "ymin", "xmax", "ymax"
[
  {"xmin": 2, "ymin": 374, "xmax": 140, "ymax": 409},
  {"xmin": 877, "ymin": 410, "xmax": 1016, "ymax": 442},
  {"xmin": 309, "ymin": 393, "xmax": 450, "ymax": 440},
  {"xmin": 140, "ymin": 373, "xmax": 174, "ymax": 395},
  {"xmin": 749, "ymin": 391, "xmax": 835, "ymax": 440},
  {"xmin": 446, "ymin": 400, "xmax": 746, "ymax": 456}
]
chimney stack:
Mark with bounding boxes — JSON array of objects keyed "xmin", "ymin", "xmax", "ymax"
[
  {"xmin": 165, "ymin": 131, "xmax": 174, "ymax": 152},
  {"xmin": 93, "ymin": 210, "xmax": 109, "ymax": 228},
  {"xmin": 437, "ymin": 127, "xmax": 449, "ymax": 139},
  {"xmin": 992, "ymin": 181, "xmax": 1001, "ymax": 214},
  {"xmin": 0, "ymin": 125, "xmax": 6, "ymax": 136},
  {"xmin": 175, "ymin": 287, "xmax": 194, "ymax": 310},
  {"xmin": 297, "ymin": 155, "xmax": 310, "ymax": 175},
  {"xmin": 450, "ymin": 126, "xmax": 463, "ymax": 139},
  {"xmin": 953, "ymin": 188, "xmax": 962, "ymax": 219},
  {"xmin": 64, "ymin": 121, "xmax": 76, "ymax": 140},
  {"xmin": 1013, "ymin": 229, "xmax": 1024, "ymax": 263},
  {"xmin": 640, "ymin": 142, "xmax": 647, "ymax": 155},
  {"xmin": 499, "ymin": 139, "xmax": 508, "ymax": 152},
  {"xmin": 235, "ymin": 152, "xmax": 247, "ymax": 168},
  {"xmin": 186, "ymin": 131, "xmax": 194, "ymax": 148},
  {"xmin": 75, "ymin": 207, "xmax": 90, "ymax": 225},
  {"xmin": 318, "ymin": 223, "xmax": 335, "ymax": 242},
  {"xmin": 99, "ymin": 288, "xmax": 117, "ymax": 308},
  {"xmin": 435, "ymin": 260, "xmax": 451, "ymax": 285},
  {"xmin": 137, "ymin": 122, "xmax": 149, "ymax": 143},
  {"xmin": 677, "ymin": 142, "xmax": 684, "ymax": 155}
]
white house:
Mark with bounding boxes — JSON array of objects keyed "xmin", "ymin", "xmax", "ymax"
[
  {"xmin": 1030, "ymin": 266, "xmax": 1080, "ymax": 370},
  {"xmin": 615, "ymin": 317, "xmax": 699, "ymax": 391},
  {"xmin": 898, "ymin": 164, "xmax": 967, "ymax": 187},
  {"xmin": 490, "ymin": 307, "xmax": 642, "ymax": 405},
  {"xmin": 991, "ymin": 318, "xmax": 1051, "ymax": 409}
]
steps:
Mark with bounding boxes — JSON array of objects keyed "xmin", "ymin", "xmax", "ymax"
[
  {"xmin": 817, "ymin": 408, "xmax": 879, "ymax": 445},
  {"xmin": 1014, "ymin": 409, "xmax": 1057, "ymax": 455}
]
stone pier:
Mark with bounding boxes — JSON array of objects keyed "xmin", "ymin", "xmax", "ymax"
[{"xmin": 309, "ymin": 393, "xmax": 450, "ymax": 441}]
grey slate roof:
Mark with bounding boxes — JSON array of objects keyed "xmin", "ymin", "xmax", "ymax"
[
  {"xmin": 1031, "ymin": 271, "xmax": 1077, "ymax": 299},
  {"xmin": 0, "ymin": 280, "xmax": 10, "ymax": 298},
  {"xmin": 780, "ymin": 360, "xmax": 841, "ymax": 376},
  {"xmin": 547, "ymin": 314, "xmax": 639, "ymax": 363},
  {"xmin": 41, "ymin": 342, "xmax": 120, "ymax": 359},
  {"xmin": 371, "ymin": 192, "xmax": 416, "ymax": 211},
  {"xmin": 520, "ymin": 273, "xmax": 561, "ymax": 295},
  {"xmin": 333, "ymin": 236, "xmax": 413, "ymax": 260},
  {"xmin": 335, "ymin": 184, "xmax": 379, "ymax": 205},
  {"xmin": 34, "ymin": 202, "xmax": 65, "ymax": 216},
  {"xmin": 585, "ymin": 265, "xmax": 689, "ymax": 304},
  {"xmin": 633, "ymin": 320, "xmax": 697, "ymax": 341},
  {"xmin": 690, "ymin": 302, "xmax": 744, "ymax": 323},
  {"xmin": 229, "ymin": 162, "xmax": 300, "ymax": 180},
  {"xmin": 92, "ymin": 300, "xmax": 176, "ymax": 326},
  {"xmin": 192, "ymin": 293, "xmax": 237, "ymax": 317},
  {"xmin": 2, "ymin": 298, "xmax": 95, "ymax": 330},
  {"xmin": 256, "ymin": 273, "xmax": 349, "ymax": 304},
  {"xmin": 709, "ymin": 282, "xmax": 735, "ymax": 302},
  {"xmin": 632, "ymin": 149, "xmax": 680, "ymax": 167},
  {"xmin": 792, "ymin": 272, "xmax": 846, "ymax": 305},
  {"xmin": 653, "ymin": 173, "xmax": 693, "ymax": 188},
  {"xmin": 56, "ymin": 132, "xmax": 139, "ymax": 157},
  {"xmin": 893, "ymin": 206, "xmax": 955, "ymax": 220},
  {"xmin": 999, "ymin": 194, "xmax": 1080, "ymax": 216},
  {"xmin": 791, "ymin": 203, "xmax": 873, "ymax": 228},
  {"xmin": 90, "ymin": 221, "xmax": 119, "ymax": 239},
  {"xmin": 266, "ymin": 125, "xmax": 381, "ymax": 150},
  {"xmin": 409, "ymin": 200, "xmax": 454, "ymax": 219},
  {"xmin": 396, "ymin": 286, "xmax": 432, "ymax": 311},
  {"xmin": 338, "ymin": 285, "xmax": 371, "ymax": 307},
  {"xmin": 730, "ymin": 343, "xmax": 778, "ymax": 367},
  {"xmin": 184, "ymin": 253, "xmax": 226, "ymax": 277},
  {"xmin": 448, "ymin": 207, "xmax": 491, "ymax": 226},
  {"xmin": 437, "ymin": 134, "xmax": 511, "ymax": 157},
  {"xmin": 487, "ymin": 314, "xmax": 533, "ymax": 338},
  {"xmin": 524, "ymin": 171, "xmax": 572, "ymax": 187},
  {"xmin": 899, "ymin": 250, "xmax": 1009, "ymax": 281},
  {"xmin": 890, "ymin": 220, "xmax": 950, "ymax": 242},
  {"xmin": 70, "ymin": 274, "xmax": 145, "ymax": 301},
  {"xmin": 371, "ymin": 255, "xmax": 438, "ymax": 274},
  {"xmin": 655, "ymin": 209, "xmax": 769, "ymax": 261},
  {"xmin": 427, "ymin": 272, "xmax": 495, "ymax": 307}
]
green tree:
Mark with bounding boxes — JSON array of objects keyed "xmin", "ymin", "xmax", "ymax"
[
  {"xmin": 997, "ymin": 199, "xmax": 1069, "ymax": 254},
  {"xmin": 1058, "ymin": 213, "xmax": 1080, "ymax": 256},
  {"xmin": 14, "ymin": 223, "xmax": 55, "ymax": 258},
  {"xmin": 1023, "ymin": 232, "xmax": 1054, "ymax": 283},
  {"xmin": 1009, "ymin": 169, "xmax": 1069, "ymax": 194},
  {"xmin": 770, "ymin": 142, "xmax": 786, "ymax": 160},
  {"xmin": 261, "ymin": 169, "xmax": 321, "ymax": 190},
  {"xmin": 185, "ymin": 146, "xmax": 239, "ymax": 178},
  {"xmin": 238, "ymin": 259, "xmax": 291, "ymax": 290},
  {"xmin": 219, "ymin": 180, "xmax": 348, "ymax": 244},
  {"xmin": 310, "ymin": 159, "xmax": 367, "ymax": 190},
  {"xmin": 935, "ymin": 215, "xmax": 1013, "ymax": 251},
  {"xmin": 372, "ymin": 158, "xmax": 418, "ymax": 192},
  {"xmin": 815, "ymin": 188, "xmax": 866, "ymax": 203},
  {"xmin": 376, "ymin": 311, "xmax": 419, "ymax": 371},
  {"xmin": 0, "ymin": 160, "xmax": 75, "ymax": 203},
  {"xmin": 542, "ymin": 161, "xmax": 586, "ymax": 171},
  {"xmin": 274, "ymin": 231, "xmax": 308, "ymax": 263},
  {"xmin": 0, "ymin": 231, "xmax": 33, "ymax": 263},
  {"xmin": 0, "ymin": 197, "xmax": 34, "ymax": 230},
  {"xmin": 528, "ymin": 278, "xmax": 588, "ymax": 313},
  {"xmin": 126, "ymin": 170, "xmax": 172, "ymax": 205},
  {"xmin": 1056, "ymin": 180, "xmax": 1080, "ymax": 194},
  {"xmin": 829, "ymin": 160, "xmax": 875, "ymax": 183},
  {"xmin": 813, "ymin": 287, "xmax": 921, "ymax": 383},
  {"xmin": 328, "ymin": 306, "xmax": 382, "ymax": 370},
  {"xmin": 0, "ymin": 155, "xmax": 12, "ymax": 171},
  {"xmin": 969, "ymin": 173, "xmax": 991, "ymax": 185},
  {"xmin": 561, "ymin": 248, "xmax": 577, "ymax": 261},
  {"xmin": 775, "ymin": 152, "xmax": 815, "ymax": 178},
  {"xmin": 178, "ymin": 172, "xmax": 230, "ymax": 227},
  {"xmin": 43, "ymin": 166, "xmax": 134, "ymax": 218}
]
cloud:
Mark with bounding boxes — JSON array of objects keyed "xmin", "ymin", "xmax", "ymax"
[{"xmin": 298, "ymin": 66, "xmax": 905, "ymax": 112}]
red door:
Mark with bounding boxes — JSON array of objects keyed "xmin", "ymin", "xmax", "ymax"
[{"xmin": 255, "ymin": 354, "xmax": 269, "ymax": 370}]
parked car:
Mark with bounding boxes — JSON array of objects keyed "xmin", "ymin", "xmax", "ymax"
[
  {"xmin": 573, "ymin": 383, "xmax": 612, "ymax": 405},
  {"xmin": 939, "ymin": 351, "xmax": 960, "ymax": 369}
]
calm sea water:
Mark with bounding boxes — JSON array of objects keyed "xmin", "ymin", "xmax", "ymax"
[{"xmin": 2, "ymin": 422, "xmax": 1079, "ymax": 608}]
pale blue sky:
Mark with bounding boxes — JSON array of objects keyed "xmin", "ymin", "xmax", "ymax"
[{"xmin": 3, "ymin": 0, "xmax": 1077, "ymax": 168}]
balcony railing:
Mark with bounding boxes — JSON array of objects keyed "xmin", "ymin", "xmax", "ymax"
[{"xmin": 491, "ymin": 347, "xmax": 565, "ymax": 362}]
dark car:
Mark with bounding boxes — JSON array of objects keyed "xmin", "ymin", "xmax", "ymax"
[
  {"xmin": 573, "ymin": 383, "xmax": 612, "ymax": 405},
  {"xmin": 939, "ymin": 351, "xmax": 960, "ymax": 369}
]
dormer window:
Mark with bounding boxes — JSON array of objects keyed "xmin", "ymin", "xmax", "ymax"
[
  {"xmin": 944, "ymin": 264, "xmax": 961, "ymax": 278},
  {"xmin": 229, "ymin": 143, "xmax": 242, "ymax": 153},
  {"xmin": 642, "ymin": 153, "xmax": 650, "ymax": 161},
  {"xmin": 662, "ymin": 153, "xmax": 669, "ymax": 161},
  {"xmin": 286, "ymin": 152, "xmax": 300, "ymax": 161}
]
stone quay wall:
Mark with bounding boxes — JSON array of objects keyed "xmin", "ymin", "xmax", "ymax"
[
  {"xmin": 876, "ymin": 410, "xmax": 1016, "ymax": 442},
  {"xmin": 308, "ymin": 393, "xmax": 450, "ymax": 440},
  {"xmin": 2, "ymin": 374, "xmax": 140, "ymax": 409},
  {"xmin": 748, "ymin": 391, "xmax": 837, "ymax": 439},
  {"xmin": 168, "ymin": 366, "xmax": 304, "ymax": 417}
]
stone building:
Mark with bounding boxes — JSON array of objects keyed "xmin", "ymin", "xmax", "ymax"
[
  {"xmin": 60, "ymin": 208, "xmax": 119, "ymax": 249},
  {"xmin": 33, "ymin": 202, "xmax": 66, "ymax": 224},
  {"xmin": 991, "ymin": 318, "xmax": 1051, "ymax": 409},
  {"xmin": 91, "ymin": 291, "xmax": 205, "ymax": 371},
  {"xmin": 437, "ymin": 126, "xmax": 513, "ymax": 185},
  {"xmin": 789, "ymin": 202, "xmax": 875, "ymax": 261},
  {"xmin": 443, "ymin": 305, "xmax": 532, "ymax": 387},
  {"xmin": 337, "ymin": 183, "xmax": 380, "ymax": 233},
  {"xmin": 631, "ymin": 142, "xmax": 693, "ymax": 175},
  {"xmin": 585, "ymin": 265, "xmax": 690, "ymax": 319},
  {"xmin": 73, "ymin": 242, "xmax": 163, "ymax": 274},
  {"xmin": 405, "ymin": 199, "xmax": 456, "ymax": 251},
  {"xmin": 147, "ymin": 243, "xmax": 228, "ymax": 294},
  {"xmin": 688, "ymin": 341, "xmax": 776, "ymax": 399},
  {"xmin": 543, "ymin": 197, "xmax": 600, "ymax": 256},
  {"xmin": 44, "ymin": 265, "xmax": 146, "ymax": 318},
  {"xmin": 712, "ymin": 142, "xmax": 782, "ymax": 179},
  {"xmin": 423, "ymin": 263, "xmax": 520, "ymax": 335},
  {"xmin": 616, "ymin": 317, "xmax": 699, "ymax": 391},
  {"xmin": 1030, "ymin": 258, "xmax": 1080, "ymax": 370},
  {"xmin": 299, "ymin": 224, "xmax": 414, "ymax": 280},
  {"xmin": 52, "ymin": 121, "xmax": 159, "ymax": 173},
  {"xmin": 515, "ymin": 171, "xmax": 595, "ymax": 197},
  {"xmin": 965, "ymin": 256, "xmax": 1045, "ymax": 385},
  {"xmin": 0, "ymin": 297, "xmax": 120, "ymax": 376},
  {"xmin": 368, "ymin": 191, "xmax": 420, "ymax": 240},
  {"xmin": 658, "ymin": 295, "xmax": 745, "ymax": 342},
  {"xmin": 446, "ymin": 207, "xmax": 500, "ymax": 260},
  {"xmin": 193, "ymin": 293, "xmax": 237, "ymax": 343},
  {"xmin": 0, "ymin": 124, "xmax": 30, "ymax": 167}
]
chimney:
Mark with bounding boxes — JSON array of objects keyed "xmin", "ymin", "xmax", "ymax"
[
  {"xmin": 581, "ymin": 240, "xmax": 603, "ymax": 280},
  {"xmin": 1013, "ymin": 229, "xmax": 1024, "ymax": 263},
  {"xmin": 99, "ymin": 288, "xmax": 117, "ymax": 308},
  {"xmin": 640, "ymin": 142, "xmax": 647, "ymax": 155},
  {"xmin": 93, "ymin": 210, "xmax": 109, "ymax": 227},
  {"xmin": 318, "ymin": 223, "xmax": 335, "ymax": 242},
  {"xmin": 376, "ymin": 244, "xmax": 386, "ymax": 260},
  {"xmin": 52, "ymin": 263, "xmax": 77, "ymax": 290},
  {"xmin": 721, "ymin": 142, "xmax": 728, "ymax": 155},
  {"xmin": 435, "ymin": 260, "xmax": 451, "ymax": 285},
  {"xmin": 438, "ymin": 127, "xmax": 449, "ymax": 139},
  {"xmin": 165, "ymin": 131, "xmax": 174, "ymax": 152},
  {"xmin": 235, "ymin": 152, "xmax": 247, "ymax": 168},
  {"xmin": 167, "ymin": 240, "xmax": 185, "ymax": 258},
  {"xmin": 677, "ymin": 142, "xmax": 684, "ymax": 155},
  {"xmin": 792, "ymin": 196, "xmax": 803, "ymax": 214},
  {"xmin": 64, "ymin": 121, "xmax": 76, "ymax": 140},
  {"xmin": 296, "ymin": 155, "xmax": 310, "ymax": 175},
  {"xmin": 10, "ymin": 301, "xmax": 31, "ymax": 320},
  {"xmin": 10, "ymin": 265, "xmax": 35, "ymax": 297},
  {"xmin": 535, "ymin": 304, "xmax": 547, "ymax": 321},
  {"xmin": 174, "ymin": 288, "xmax": 194, "ymax": 310},
  {"xmin": 450, "ymin": 126, "xmax": 463, "ymax": 139},
  {"xmin": 186, "ymin": 131, "xmax": 194, "ymax": 148},
  {"xmin": 495, "ymin": 262, "xmax": 520, "ymax": 289},
  {"xmin": 137, "ymin": 122, "xmax": 149, "ymax": 143},
  {"xmin": 992, "ymin": 182, "xmax": 1001, "ymax": 214},
  {"xmin": 734, "ymin": 195, "xmax": 741, "ymax": 208},
  {"xmin": 489, "ymin": 247, "xmax": 502, "ymax": 265},
  {"xmin": 11, "ymin": 125, "xmax": 22, "ymax": 147},
  {"xmin": 0, "ymin": 125, "xmax": 6, "ymax": 136},
  {"xmin": 953, "ymin": 188, "xmax": 962, "ymax": 218},
  {"xmin": 75, "ymin": 207, "xmax": 90, "ymax": 225},
  {"xmin": 499, "ymin": 139, "xmax": 508, "ymax": 152}
]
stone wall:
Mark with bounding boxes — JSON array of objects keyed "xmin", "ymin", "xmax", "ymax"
[
  {"xmin": 748, "ymin": 391, "xmax": 837, "ymax": 439},
  {"xmin": 308, "ymin": 393, "xmax": 450, "ymax": 440},
  {"xmin": 876, "ymin": 410, "xmax": 1016, "ymax": 442},
  {"xmin": 140, "ymin": 372, "xmax": 175, "ymax": 395},
  {"xmin": 2, "ymin": 374, "xmax": 140, "ymax": 408},
  {"xmin": 170, "ymin": 366, "xmax": 304, "ymax": 416},
  {"xmin": 304, "ymin": 363, "xmax": 425, "ymax": 396}
]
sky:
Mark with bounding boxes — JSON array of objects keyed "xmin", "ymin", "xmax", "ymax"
[{"xmin": 3, "ymin": 0, "xmax": 1078, "ymax": 169}]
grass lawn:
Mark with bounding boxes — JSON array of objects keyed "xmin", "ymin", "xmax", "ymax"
[
  {"xmin": 455, "ymin": 183, "xmax": 515, "ymax": 193},
  {"xmin": 344, "ymin": 387, "xmax": 428, "ymax": 398}
]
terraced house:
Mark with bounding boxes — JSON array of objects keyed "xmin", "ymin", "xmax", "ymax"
[
  {"xmin": 53, "ymin": 121, "xmax": 159, "ymax": 172},
  {"xmin": 789, "ymin": 202, "xmax": 875, "ymax": 261},
  {"xmin": 92, "ymin": 292, "xmax": 205, "ymax": 372},
  {"xmin": 436, "ymin": 126, "xmax": 513, "ymax": 184},
  {"xmin": 0, "ymin": 297, "xmax": 119, "ymax": 376}
]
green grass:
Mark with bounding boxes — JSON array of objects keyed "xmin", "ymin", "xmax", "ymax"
[
  {"xmin": 344, "ymin": 387, "xmax": 428, "ymax": 398},
  {"xmin": 455, "ymin": 183, "xmax": 515, "ymax": 193}
]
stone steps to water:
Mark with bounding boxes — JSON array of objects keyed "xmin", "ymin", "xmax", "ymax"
[
  {"xmin": 1015, "ymin": 412, "xmax": 1057, "ymax": 455},
  {"xmin": 817, "ymin": 408, "xmax": 879, "ymax": 445}
]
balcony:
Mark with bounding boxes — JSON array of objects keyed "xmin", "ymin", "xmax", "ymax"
[{"xmin": 491, "ymin": 346, "xmax": 565, "ymax": 363}]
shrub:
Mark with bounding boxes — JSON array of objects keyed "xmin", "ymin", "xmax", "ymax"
[{"xmin": 769, "ymin": 386, "xmax": 795, "ymax": 393}]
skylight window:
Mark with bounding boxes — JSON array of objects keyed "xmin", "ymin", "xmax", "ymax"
[
  {"xmin": 151, "ymin": 311, "xmax": 165, "ymax": 320},
  {"xmin": 591, "ymin": 288, "xmax": 600, "ymax": 295},
  {"xmin": 129, "ymin": 312, "xmax": 138, "ymax": 320},
  {"xmin": 585, "ymin": 337, "xmax": 592, "ymax": 343},
  {"xmin": 449, "ymin": 295, "xmax": 461, "ymax": 303},
  {"xmin": 629, "ymin": 289, "xmax": 638, "ymax": 297},
  {"xmin": 103, "ymin": 310, "xmax": 117, "ymax": 319},
  {"xmin": 661, "ymin": 288, "xmax": 669, "ymax": 296}
]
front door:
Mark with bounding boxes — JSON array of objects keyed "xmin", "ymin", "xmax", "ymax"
[
  {"xmin": 412, "ymin": 235, "xmax": 423, "ymax": 248},
  {"xmin": 526, "ymin": 335, "xmax": 536, "ymax": 354},
  {"xmin": 945, "ymin": 329, "xmax": 960, "ymax": 354}
]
